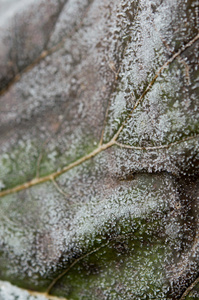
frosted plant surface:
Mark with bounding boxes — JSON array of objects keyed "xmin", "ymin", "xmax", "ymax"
[
  {"xmin": 0, "ymin": 281, "xmax": 52, "ymax": 300},
  {"xmin": 0, "ymin": 0, "xmax": 198, "ymax": 299}
]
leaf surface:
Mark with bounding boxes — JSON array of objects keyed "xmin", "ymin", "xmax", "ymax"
[{"xmin": 0, "ymin": 0, "xmax": 198, "ymax": 299}]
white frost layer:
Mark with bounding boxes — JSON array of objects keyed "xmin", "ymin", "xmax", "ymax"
[{"xmin": 0, "ymin": 281, "xmax": 47, "ymax": 300}]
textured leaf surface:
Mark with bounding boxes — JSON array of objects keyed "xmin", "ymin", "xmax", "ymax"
[{"xmin": 0, "ymin": 0, "xmax": 198, "ymax": 299}]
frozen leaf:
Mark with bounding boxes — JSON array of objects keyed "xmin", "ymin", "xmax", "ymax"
[
  {"xmin": 0, "ymin": 0, "xmax": 198, "ymax": 299},
  {"xmin": 0, "ymin": 280, "xmax": 65, "ymax": 300}
]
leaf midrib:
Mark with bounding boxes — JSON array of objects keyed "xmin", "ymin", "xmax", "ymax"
[{"xmin": 0, "ymin": 32, "xmax": 198, "ymax": 198}]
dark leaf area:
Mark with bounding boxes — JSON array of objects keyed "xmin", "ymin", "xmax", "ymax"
[{"xmin": 0, "ymin": 0, "xmax": 198, "ymax": 299}]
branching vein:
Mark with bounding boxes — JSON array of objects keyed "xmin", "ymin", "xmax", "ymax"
[
  {"xmin": 115, "ymin": 135, "xmax": 199, "ymax": 151},
  {"xmin": 46, "ymin": 241, "xmax": 109, "ymax": 294},
  {"xmin": 0, "ymin": 0, "xmax": 94, "ymax": 97},
  {"xmin": 0, "ymin": 33, "xmax": 198, "ymax": 200}
]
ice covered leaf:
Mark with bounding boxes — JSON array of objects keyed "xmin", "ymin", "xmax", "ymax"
[
  {"xmin": 0, "ymin": 0, "xmax": 199, "ymax": 299},
  {"xmin": 0, "ymin": 0, "xmax": 66, "ymax": 90},
  {"xmin": 0, "ymin": 280, "xmax": 65, "ymax": 300}
]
